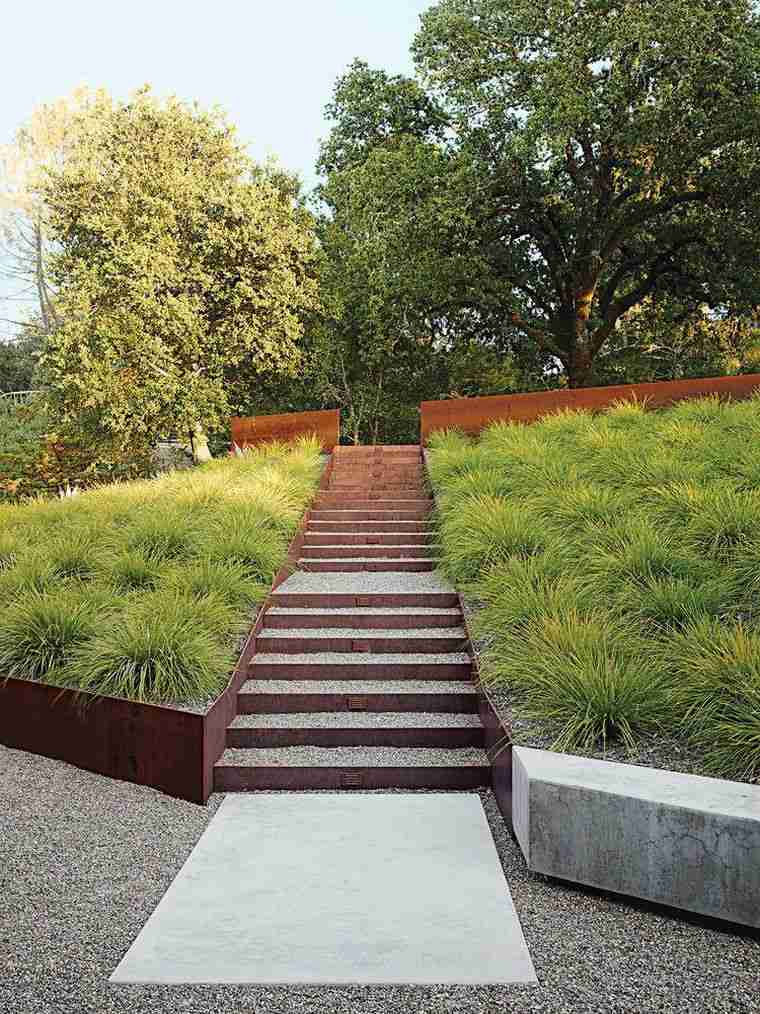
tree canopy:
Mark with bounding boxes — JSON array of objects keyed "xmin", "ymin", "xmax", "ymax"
[
  {"xmin": 37, "ymin": 89, "xmax": 319, "ymax": 457},
  {"xmin": 318, "ymin": 0, "xmax": 760, "ymax": 388}
]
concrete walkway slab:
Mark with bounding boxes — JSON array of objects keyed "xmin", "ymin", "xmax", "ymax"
[{"xmin": 110, "ymin": 793, "xmax": 536, "ymax": 985}]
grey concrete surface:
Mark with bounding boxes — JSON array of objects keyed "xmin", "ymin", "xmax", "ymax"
[
  {"xmin": 110, "ymin": 793, "xmax": 536, "ymax": 985},
  {"xmin": 513, "ymin": 746, "xmax": 760, "ymax": 928}
]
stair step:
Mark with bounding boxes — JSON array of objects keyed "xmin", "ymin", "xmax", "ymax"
[
  {"xmin": 304, "ymin": 533, "xmax": 433, "ymax": 546},
  {"xmin": 299, "ymin": 559, "xmax": 438, "ymax": 572},
  {"xmin": 308, "ymin": 521, "xmax": 431, "ymax": 533},
  {"xmin": 256, "ymin": 627, "xmax": 467, "ymax": 653},
  {"xmin": 227, "ymin": 712, "xmax": 484, "ymax": 748},
  {"xmin": 311, "ymin": 510, "xmax": 430, "ymax": 521},
  {"xmin": 263, "ymin": 607, "xmax": 463, "ymax": 629},
  {"xmin": 237, "ymin": 678, "xmax": 479, "ymax": 713},
  {"xmin": 213, "ymin": 746, "xmax": 490, "ymax": 790},
  {"xmin": 301, "ymin": 545, "xmax": 435, "ymax": 559},
  {"xmin": 249, "ymin": 652, "xmax": 472, "ymax": 679}
]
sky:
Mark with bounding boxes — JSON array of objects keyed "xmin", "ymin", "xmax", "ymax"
[{"xmin": 0, "ymin": 0, "xmax": 431, "ymax": 337}]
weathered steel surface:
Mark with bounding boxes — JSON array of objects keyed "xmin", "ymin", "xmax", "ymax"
[
  {"xmin": 231, "ymin": 409, "xmax": 339, "ymax": 451},
  {"xmin": 0, "ymin": 677, "xmax": 206, "ymax": 802},
  {"xmin": 420, "ymin": 373, "xmax": 760, "ymax": 441}
]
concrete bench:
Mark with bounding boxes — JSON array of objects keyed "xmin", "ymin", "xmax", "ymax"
[{"xmin": 512, "ymin": 746, "xmax": 760, "ymax": 928}]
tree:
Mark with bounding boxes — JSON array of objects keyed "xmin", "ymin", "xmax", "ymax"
[
  {"xmin": 320, "ymin": 0, "xmax": 760, "ymax": 387},
  {"xmin": 0, "ymin": 88, "xmax": 113, "ymax": 339},
  {"xmin": 37, "ymin": 90, "xmax": 319, "ymax": 460}
]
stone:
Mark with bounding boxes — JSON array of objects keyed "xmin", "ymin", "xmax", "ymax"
[
  {"xmin": 111, "ymin": 792, "xmax": 537, "ymax": 985},
  {"xmin": 512, "ymin": 746, "xmax": 760, "ymax": 928}
]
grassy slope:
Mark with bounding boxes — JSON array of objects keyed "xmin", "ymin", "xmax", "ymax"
[
  {"xmin": 428, "ymin": 395, "xmax": 760, "ymax": 783},
  {"xmin": 0, "ymin": 438, "xmax": 322, "ymax": 706}
]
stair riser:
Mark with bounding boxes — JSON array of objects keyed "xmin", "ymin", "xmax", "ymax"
[
  {"xmin": 237, "ymin": 692, "xmax": 479, "ymax": 713},
  {"xmin": 304, "ymin": 533, "xmax": 432, "ymax": 546},
  {"xmin": 311, "ymin": 511, "xmax": 429, "ymax": 521},
  {"xmin": 300, "ymin": 561, "xmax": 437, "ymax": 572},
  {"xmin": 314, "ymin": 499, "xmax": 432, "ymax": 509},
  {"xmin": 214, "ymin": 766, "xmax": 491, "ymax": 792},
  {"xmin": 301, "ymin": 546, "xmax": 433, "ymax": 559},
  {"xmin": 227, "ymin": 728, "xmax": 485, "ymax": 748},
  {"xmin": 262, "ymin": 613, "xmax": 463, "ymax": 630},
  {"xmin": 255, "ymin": 636, "xmax": 467, "ymax": 653},
  {"xmin": 250, "ymin": 663, "xmax": 472, "ymax": 679},
  {"xmin": 270, "ymin": 593, "xmax": 459, "ymax": 607}
]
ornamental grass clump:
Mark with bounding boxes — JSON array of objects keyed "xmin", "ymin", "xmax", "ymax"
[
  {"xmin": 0, "ymin": 591, "xmax": 98, "ymax": 680},
  {"xmin": 664, "ymin": 619, "xmax": 760, "ymax": 782},
  {"xmin": 481, "ymin": 609, "xmax": 669, "ymax": 752}
]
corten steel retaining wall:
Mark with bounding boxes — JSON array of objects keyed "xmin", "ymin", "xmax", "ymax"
[
  {"xmin": 422, "ymin": 450, "xmax": 513, "ymax": 823},
  {"xmin": 231, "ymin": 409, "xmax": 340, "ymax": 452},
  {"xmin": 420, "ymin": 373, "xmax": 760, "ymax": 442},
  {"xmin": 0, "ymin": 455, "xmax": 334, "ymax": 805}
]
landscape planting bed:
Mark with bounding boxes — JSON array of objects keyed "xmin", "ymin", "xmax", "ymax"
[
  {"xmin": 427, "ymin": 393, "xmax": 760, "ymax": 786},
  {"xmin": 0, "ymin": 440, "xmax": 324, "ymax": 801}
]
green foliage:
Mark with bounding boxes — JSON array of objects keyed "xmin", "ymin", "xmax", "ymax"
[
  {"xmin": 0, "ymin": 591, "xmax": 97, "ymax": 680},
  {"xmin": 430, "ymin": 394, "xmax": 760, "ymax": 779},
  {"xmin": 37, "ymin": 89, "xmax": 320, "ymax": 451},
  {"xmin": 318, "ymin": 0, "xmax": 760, "ymax": 389},
  {"xmin": 0, "ymin": 440, "xmax": 321, "ymax": 704}
]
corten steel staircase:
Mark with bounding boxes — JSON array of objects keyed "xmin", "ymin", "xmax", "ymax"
[{"xmin": 214, "ymin": 445, "xmax": 491, "ymax": 791}]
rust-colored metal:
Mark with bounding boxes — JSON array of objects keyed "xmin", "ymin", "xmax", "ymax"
[
  {"xmin": 231, "ymin": 409, "xmax": 339, "ymax": 452},
  {"xmin": 420, "ymin": 373, "xmax": 760, "ymax": 442},
  {"xmin": 0, "ymin": 677, "xmax": 206, "ymax": 803}
]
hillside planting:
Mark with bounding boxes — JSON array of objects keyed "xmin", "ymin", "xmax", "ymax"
[{"xmin": 428, "ymin": 395, "xmax": 760, "ymax": 782}]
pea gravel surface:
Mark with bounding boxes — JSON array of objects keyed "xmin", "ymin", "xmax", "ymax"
[{"xmin": 3, "ymin": 743, "xmax": 759, "ymax": 1014}]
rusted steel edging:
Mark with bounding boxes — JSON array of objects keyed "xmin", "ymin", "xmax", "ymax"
[
  {"xmin": 231, "ymin": 409, "xmax": 339, "ymax": 452},
  {"xmin": 0, "ymin": 452, "xmax": 335, "ymax": 805},
  {"xmin": 422, "ymin": 449, "xmax": 514, "ymax": 827},
  {"xmin": 420, "ymin": 372, "xmax": 760, "ymax": 442}
]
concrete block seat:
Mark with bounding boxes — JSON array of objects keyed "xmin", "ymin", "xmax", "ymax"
[{"xmin": 513, "ymin": 746, "xmax": 760, "ymax": 928}]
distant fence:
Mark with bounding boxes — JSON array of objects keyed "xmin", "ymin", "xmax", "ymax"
[
  {"xmin": 0, "ymin": 389, "xmax": 40, "ymax": 412},
  {"xmin": 420, "ymin": 373, "xmax": 760, "ymax": 442},
  {"xmin": 230, "ymin": 409, "xmax": 340, "ymax": 452}
]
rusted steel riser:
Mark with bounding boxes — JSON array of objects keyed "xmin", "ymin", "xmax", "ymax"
[
  {"xmin": 255, "ymin": 636, "xmax": 467, "ymax": 653},
  {"xmin": 262, "ymin": 612, "xmax": 455, "ymax": 630},
  {"xmin": 236, "ymin": 691, "xmax": 480, "ymax": 715}
]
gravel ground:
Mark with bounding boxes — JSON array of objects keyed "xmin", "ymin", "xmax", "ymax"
[
  {"xmin": 230, "ymin": 712, "xmax": 482, "ymax": 728},
  {"xmin": 250, "ymin": 651, "xmax": 470, "ymax": 665},
  {"xmin": 266, "ymin": 606, "xmax": 459, "ymax": 616},
  {"xmin": 259, "ymin": 627, "xmax": 466, "ymax": 638},
  {"xmin": 3, "ymin": 744, "xmax": 758, "ymax": 1014},
  {"xmin": 276, "ymin": 571, "xmax": 456, "ymax": 594},
  {"xmin": 216, "ymin": 746, "xmax": 488, "ymax": 766},
  {"xmin": 240, "ymin": 678, "xmax": 478, "ymax": 693}
]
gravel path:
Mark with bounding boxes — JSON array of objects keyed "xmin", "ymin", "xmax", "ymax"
[
  {"xmin": 276, "ymin": 571, "xmax": 456, "ymax": 594},
  {"xmin": 230, "ymin": 712, "xmax": 482, "ymax": 728},
  {"xmin": 240, "ymin": 678, "xmax": 478, "ymax": 693},
  {"xmin": 3, "ymin": 744, "xmax": 758, "ymax": 1014},
  {"xmin": 216, "ymin": 746, "xmax": 488, "ymax": 766},
  {"xmin": 250, "ymin": 651, "xmax": 470, "ymax": 665}
]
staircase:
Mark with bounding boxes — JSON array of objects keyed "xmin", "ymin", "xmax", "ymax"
[{"xmin": 214, "ymin": 445, "xmax": 491, "ymax": 791}]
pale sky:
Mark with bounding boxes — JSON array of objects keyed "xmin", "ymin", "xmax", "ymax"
[{"xmin": 0, "ymin": 0, "xmax": 431, "ymax": 336}]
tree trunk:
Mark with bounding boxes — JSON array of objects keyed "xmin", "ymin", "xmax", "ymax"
[{"xmin": 189, "ymin": 423, "xmax": 212, "ymax": 464}]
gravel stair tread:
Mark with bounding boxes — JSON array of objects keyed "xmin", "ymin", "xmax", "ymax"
[
  {"xmin": 230, "ymin": 712, "xmax": 483, "ymax": 728},
  {"xmin": 249, "ymin": 651, "xmax": 471, "ymax": 664},
  {"xmin": 216, "ymin": 746, "xmax": 489, "ymax": 767},
  {"xmin": 257, "ymin": 626, "xmax": 467, "ymax": 638},
  {"xmin": 239, "ymin": 678, "xmax": 478, "ymax": 693},
  {"xmin": 275, "ymin": 571, "xmax": 455, "ymax": 593}
]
